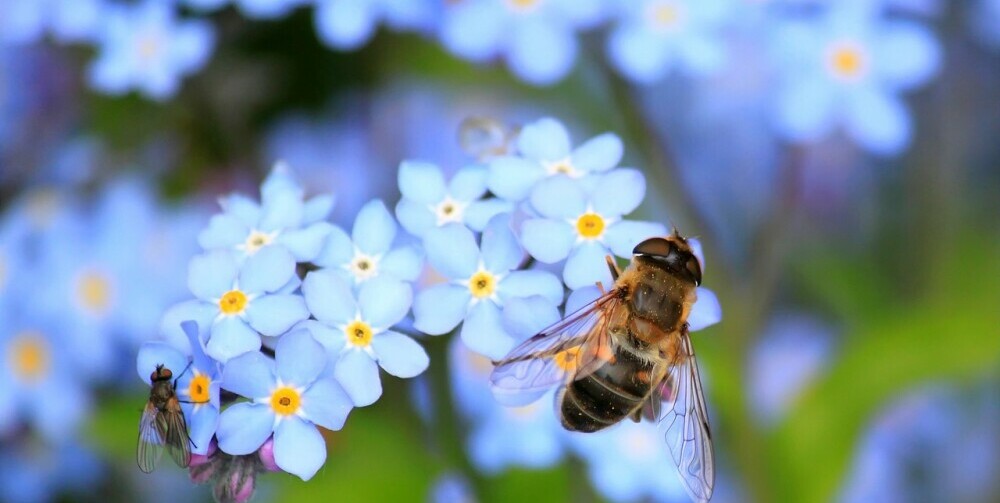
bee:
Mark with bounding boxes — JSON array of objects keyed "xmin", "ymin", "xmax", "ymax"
[
  {"xmin": 137, "ymin": 363, "xmax": 194, "ymax": 473},
  {"xmin": 491, "ymin": 230, "xmax": 715, "ymax": 502}
]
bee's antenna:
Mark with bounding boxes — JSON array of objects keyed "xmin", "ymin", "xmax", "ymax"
[{"xmin": 668, "ymin": 219, "xmax": 681, "ymax": 238}]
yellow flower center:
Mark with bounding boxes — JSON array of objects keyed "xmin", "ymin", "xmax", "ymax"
[
  {"xmin": 553, "ymin": 347, "xmax": 580, "ymax": 372},
  {"xmin": 188, "ymin": 374, "xmax": 211, "ymax": 403},
  {"xmin": 270, "ymin": 387, "xmax": 301, "ymax": 416},
  {"xmin": 76, "ymin": 270, "xmax": 113, "ymax": 315},
  {"xmin": 575, "ymin": 213, "xmax": 606, "ymax": 239},
  {"xmin": 649, "ymin": 2, "xmax": 682, "ymax": 29},
  {"xmin": 138, "ymin": 36, "xmax": 162, "ymax": 61},
  {"xmin": 244, "ymin": 230, "xmax": 273, "ymax": 255},
  {"xmin": 507, "ymin": 0, "xmax": 540, "ymax": 13},
  {"xmin": 219, "ymin": 290, "xmax": 248, "ymax": 315},
  {"xmin": 545, "ymin": 158, "xmax": 580, "ymax": 177},
  {"xmin": 468, "ymin": 271, "xmax": 496, "ymax": 299},
  {"xmin": 828, "ymin": 42, "xmax": 867, "ymax": 80},
  {"xmin": 345, "ymin": 320, "xmax": 374, "ymax": 347},
  {"xmin": 8, "ymin": 332, "xmax": 49, "ymax": 383}
]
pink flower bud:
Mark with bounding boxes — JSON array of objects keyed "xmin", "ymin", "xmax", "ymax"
[{"xmin": 258, "ymin": 438, "xmax": 280, "ymax": 472}]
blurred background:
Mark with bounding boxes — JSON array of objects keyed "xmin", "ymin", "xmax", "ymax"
[{"xmin": 1, "ymin": 0, "xmax": 998, "ymax": 502}]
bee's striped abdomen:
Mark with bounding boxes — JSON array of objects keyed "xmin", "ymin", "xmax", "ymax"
[{"xmin": 558, "ymin": 342, "xmax": 654, "ymax": 432}]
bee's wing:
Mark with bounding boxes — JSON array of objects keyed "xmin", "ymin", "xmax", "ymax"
[
  {"xmin": 652, "ymin": 327, "xmax": 715, "ymax": 503},
  {"xmin": 137, "ymin": 403, "xmax": 165, "ymax": 473},
  {"xmin": 162, "ymin": 398, "xmax": 193, "ymax": 468},
  {"xmin": 490, "ymin": 290, "xmax": 622, "ymax": 407}
]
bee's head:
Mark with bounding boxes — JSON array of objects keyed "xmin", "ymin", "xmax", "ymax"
[
  {"xmin": 150, "ymin": 364, "xmax": 172, "ymax": 383},
  {"xmin": 633, "ymin": 233, "xmax": 703, "ymax": 285}
]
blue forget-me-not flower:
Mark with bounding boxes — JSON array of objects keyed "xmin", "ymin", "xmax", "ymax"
[
  {"xmin": 314, "ymin": 0, "xmax": 434, "ymax": 50},
  {"xmin": 313, "ymin": 199, "xmax": 423, "ymax": 285},
  {"xmin": 606, "ymin": 0, "xmax": 732, "ymax": 84},
  {"xmin": 88, "ymin": 0, "xmax": 215, "ymax": 100},
  {"xmin": 520, "ymin": 170, "xmax": 667, "ymax": 290},
  {"xmin": 199, "ymin": 164, "xmax": 335, "ymax": 263},
  {"xmin": 301, "ymin": 271, "xmax": 429, "ymax": 406},
  {"xmin": 488, "ymin": 117, "xmax": 624, "ymax": 202},
  {"xmin": 0, "ymin": 0, "xmax": 104, "ymax": 44},
  {"xmin": 216, "ymin": 329, "xmax": 353, "ymax": 481},
  {"xmin": 396, "ymin": 161, "xmax": 513, "ymax": 239},
  {"xmin": 413, "ymin": 216, "xmax": 564, "ymax": 359},
  {"xmin": 770, "ymin": 5, "xmax": 941, "ymax": 155}
]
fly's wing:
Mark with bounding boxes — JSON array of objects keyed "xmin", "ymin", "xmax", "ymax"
[
  {"xmin": 162, "ymin": 398, "xmax": 193, "ymax": 468},
  {"xmin": 655, "ymin": 328, "xmax": 715, "ymax": 503},
  {"xmin": 490, "ymin": 290, "xmax": 622, "ymax": 407},
  {"xmin": 137, "ymin": 403, "xmax": 165, "ymax": 473}
]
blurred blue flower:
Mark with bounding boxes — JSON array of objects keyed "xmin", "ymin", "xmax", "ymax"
[
  {"xmin": 520, "ymin": 171, "xmax": 667, "ymax": 289},
  {"xmin": 88, "ymin": 0, "xmax": 215, "ymax": 100},
  {"xmin": 970, "ymin": 0, "xmax": 1000, "ymax": 50},
  {"xmin": 449, "ymin": 338, "xmax": 566, "ymax": 472},
  {"xmin": 0, "ymin": 0, "xmax": 104, "ymax": 44},
  {"xmin": 413, "ymin": 217, "xmax": 564, "ymax": 359},
  {"xmin": 488, "ymin": 117, "xmax": 624, "ymax": 202},
  {"xmin": 0, "ymin": 440, "xmax": 103, "ymax": 503},
  {"xmin": 770, "ymin": 5, "xmax": 941, "ymax": 155},
  {"xmin": 429, "ymin": 472, "xmax": 477, "ymax": 503},
  {"xmin": 571, "ymin": 421, "xmax": 688, "ymax": 502},
  {"xmin": 233, "ymin": 0, "xmax": 307, "ymax": 19},
  {"xmin": 606, "ymin": 0, "xmax": 732, "ymax": 84},
  {"xmin": 396, "ymin": 161, "xmax": 513, "ymax": 238},
  {"xmin": 216, "ymin": 329, "xmax": 353, "ymax": 481},
  {"xmin": 313, "ymin": 199, "xmax": 422, "ymax": 285},
  {"xmin": 439, "ymin": 0, "xmax": 607, "ymax": 85},
  {"xmin": 301, "ymin": 271, "xmax": 428, "ymax": 406},
  {"xmin": 199, "ymin": 164, "xmax": 335, "ymax": 263},
  {"xmin": 136, "ymin": 321, "xmax": 221, "ymax": 455},
  {"xmin": 314, "ymin": 0, "xmax": 434, "ymax": 50},
  {"xmin": 175, "ymin": 247, "xmax": 309, "ymax": 362}
]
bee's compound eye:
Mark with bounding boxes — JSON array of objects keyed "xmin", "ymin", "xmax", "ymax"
[{"xmin": 633, "ymin": 237, "xmax": 671, "ymax": 257}]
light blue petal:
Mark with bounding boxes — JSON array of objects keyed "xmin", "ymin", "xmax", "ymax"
[
  {"xmin": 352, "ymin": 200, "xmax": 397, "ymax": 255},
  {"xmin": 590, "ymin": 169, "xmax": 646, "ymax": 218},
  {"xmin": 566, "ymin": 285, "xmax": 603, "ymax": 314},
  {"xmin": 395, "ymin": 198, "xmax": 436, "ymax": 238},
  {"xmin": 294, "ymin": 319, "xmax": 347, "ymax": 359},
  {"xmin": 480, "ymin": 214, "xmax": 523, "ymax": 273},
  {"xmin": 570, "ymin": 133, "xmax": 623, "ymax": 173},
  {"xmin": 278, "ymin": 222, "xmax": 334, "ymax": 262},
  {"xmin": 413, "ymin": 284, "xmax": 471, "ymax": 335},
  {"xmin": 188, "ymin": 250, "xmax": 238, "ymax": 300},
  {"xmin": 275, "ymin": 329, "xmax": 326, "ymax": 387},
  {"xmin": 218, "ymin": 194, "xmax": 261, "ymax": 228},
  {"xmin": 460, "ymin": 301, "xmax": 516, "ymax": 360},
  {"xmin": 358, "ymin": 277, "xmax": 412, "ymax": 328},
  {"xmin": 159, "ymin": 300, "xmax": 218, "ymax": 352},
  {"xmin": 381, "ymin": 245, "xmax": 424, "ymax": 282},
  {"xmin": 198, "ymin": 214, "xmax": 249, "ymax": 249},
  {"xmin": 185, "ymin": 405, "xmax": 219, "ymax": 456},
  {"xmin": 440, "ymin": 1, "xmax": 504, "ymax": 61},
  {"xmin": 261, "ymin": 164, "xmax": 304, "ymax": 205},
  {"xmin": 206, "ymin": 317, "xmax": 262, "ymax": 363},
  {"xmin": 302, "ymin": 269, "xmax": 357, "ymax": 325},
  {"xmin": 521, "ymin": 219, "xmax": 575, "ymax": 263},
  {"xmin": 334, "ymin": 350, "xmax": 382, "ymax": 406},
  {"xmin": 217, "ymin": 403, "xmax": 273, "ymax": 455},
  {"xmin": 424, "ymin": 224, "xmax": 479, "ymax": 279},
  {"xmin": 313, "ymin": 225, "xmax": 353, "ymax": 268},
  {"xmin": 843, "ymin": 86, "xmax": 910, "ymax": 156},
  {"xmin": 315, "ymin": 0, "xmax": 377, "ymax": 50},
  {"xmin": 181, "ymin": 320, "xmax": 214, "ymax": 373},
  {"xmin": 501, "ymin": 296, "xmax": 561, "ymax": 340},
  {"xmin": 398, "ymin": 161, "xmax": 447, "ymax": 205},
  {"xmin": 136, "ymin": 342, "xmax": 187, "ymax": 385},
  {"xmin": 688, "ymin": 238, "xmax": 705, "ymax": 274},
  {"xmin": 688, "ymin": 287, "xmax": 722, "ymax": 331},
  {"xmin": 487, "ymin": 156, "xmax": 545, "ymax": 202},
  {"xmin": 604, "ymin": 220, "xmax": 668, "ymax": 258},
  {"xmin": 371, "ymin": 331, "xmax": 429, "ymax": 378},
  {"xmin": 258, "ymin": 191, "xmax": 304, "ymax": 232},
  {"xmin": 221, "ymin": 350, "xmax": 275, "ymax": 399},
  {"xmin": 303, "ymin": 194, "xmax": 335, "ymax": 224},
  {"xmin": 516, "ymin": 117, "xmax": 571, "ymax": 162},
  {"xmin": 448, "ymin": 165, "xmax": 489, "ymax": 201},
  {"xmin": 465, "ymin": 198, "xmax": 515, "ymax": 231},
  {"xmin": 239, "ymin": 245, "xmax": 296, "ymax": 294},
  {"xmin": 529, "ymin": 176, "xmax": 586, "ymax": 219},
  {"xmin": 774, "ymin": 77, "xmax": 837, "ymax": 142},
  {"xmin": 497, "ymin": 270, "xmax": 564, "ymax": 305},
  {"xmin": 33, "ymin": 380, "xmax": 89, "ymax": 443},
  {"xmin": 873, "ymin": 22, "xmax": 940, "ymax": 91},
  {"xmin": 246, "ymin": 294, "xmax": 309, "ymax": 336},
  {"xmin": 301, "ymin": 378, "xmax": 353, "ymax": 430},
  {"xmin": 607, "ymin": 24, "xmax": 671, "ymax": 84},
  {"xmin": 677, "ymin": 32, "xmax": 726, "ymax": 77},
  {"xmin": 563, "ymin": 242, "xmax": 614, "ymax": 290},
  {"xmin": 508, "ymin": 18, "xmax": 577, "ymax": 85}
]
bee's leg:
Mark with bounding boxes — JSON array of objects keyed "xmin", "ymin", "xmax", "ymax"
[
  {"xmin": 173, "ymin": 361, "xmax": 194, "ymax": 389},
  {"xmin": 605, "ymin": 255, "xmax": 620, "ymax": 281}
]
